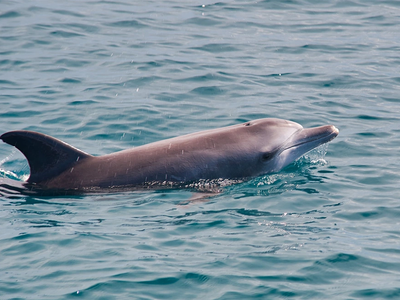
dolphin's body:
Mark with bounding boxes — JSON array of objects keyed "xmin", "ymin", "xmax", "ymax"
[{"xmin": 0, "ymin": 118, "xmax": 338, "ymax": 193}]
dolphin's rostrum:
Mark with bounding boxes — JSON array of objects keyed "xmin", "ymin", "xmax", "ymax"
[{"xmin": 0, "ymin": 118, "xmax": 338, "ymax": 193}]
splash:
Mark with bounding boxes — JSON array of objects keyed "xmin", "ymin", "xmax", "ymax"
[
  {"xmin": 295, "ymin": 143, "xmax": 329, "ymax": 166},
  {"xmin": 0, "ymin": 168, "xmax": 20, "ymax": 180}
]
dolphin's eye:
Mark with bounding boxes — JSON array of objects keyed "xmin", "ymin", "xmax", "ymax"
[
  {"xmin": 244, "ymin": 122, "xmax": 251, "ymax": 126},
  {"xmin": 262, "ymin": 153, "xmax": 274, "ymax": 161}
]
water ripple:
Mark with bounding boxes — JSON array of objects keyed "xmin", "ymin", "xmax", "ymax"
[{"xmin": 1, "ymin": 0, "xmax": 400, "ymax": 299}]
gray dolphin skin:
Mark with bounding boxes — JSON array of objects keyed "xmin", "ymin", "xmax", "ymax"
[{"xmin": 0, "ymin": 118, "xmax": 338, "ymax": 193}]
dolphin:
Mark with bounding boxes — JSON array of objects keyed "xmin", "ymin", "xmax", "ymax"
[{"xmin": 0, "ymin": 118, "xmax": 338, "ymax": 193}]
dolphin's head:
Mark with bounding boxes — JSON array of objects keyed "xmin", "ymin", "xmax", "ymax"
[
  {"xmin": 236, "ymin": 118, "xmax": 339, "ymax": 175},
  {"xmin": 255, "ymin": 119, "xmax": 339, "ymax": 174}
]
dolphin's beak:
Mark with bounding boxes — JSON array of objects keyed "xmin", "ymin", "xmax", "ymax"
[
  {"xmin": 279, "ymin": 124, "xmax": 339, "ymax": 164},
  {"xmin": 285, "ymin": 125, "xmax": 339, "ymax": 151}
]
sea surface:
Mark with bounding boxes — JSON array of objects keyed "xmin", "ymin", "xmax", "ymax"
[{"xmin": 1, "ymin": 0, "xmax": 400, "ymax": 299}]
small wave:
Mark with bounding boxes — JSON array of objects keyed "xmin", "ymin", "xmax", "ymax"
[{"xmin": 0, "ymin": 168, "xmax": 21, "ymax": 180}]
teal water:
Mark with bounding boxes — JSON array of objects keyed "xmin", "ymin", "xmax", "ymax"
[{"xmin": 1, "ymin": 0, "xmax": 400, "ymax": 299}]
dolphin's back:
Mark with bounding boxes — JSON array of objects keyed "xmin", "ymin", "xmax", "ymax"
[{"xmin": 0, "ymin": 131, "xmax": 92, "ymax": 184}]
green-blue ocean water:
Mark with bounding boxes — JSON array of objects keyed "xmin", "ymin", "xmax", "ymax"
[{"xmin": 1, "ymin": 0, "xmax": 400, "ymax": 299}]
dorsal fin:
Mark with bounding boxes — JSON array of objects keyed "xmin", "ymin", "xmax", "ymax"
[{"xmin": 0, "ymin": 130, "xmax": 92, "ymax": 184}]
